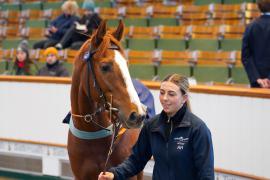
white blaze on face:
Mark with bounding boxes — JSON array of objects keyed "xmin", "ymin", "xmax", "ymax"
[{"xmin": 114, "ymin": 50, "xmax": 145, "ymax": 115}]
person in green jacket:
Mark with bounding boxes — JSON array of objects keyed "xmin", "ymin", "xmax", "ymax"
[{"xmin": 9, "ymin": 41, "xmax": 38, "ymax": 76}]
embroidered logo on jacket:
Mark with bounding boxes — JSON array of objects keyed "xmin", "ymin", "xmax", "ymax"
[{"xmin": 174, "ymin": 137, "xmax": 189, "ymax": 150}]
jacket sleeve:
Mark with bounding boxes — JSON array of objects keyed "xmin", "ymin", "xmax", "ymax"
[
  {"xmin": 241, "ymin": 25, "xmax": 260, "ymax": 84},
  {"xmin": 132, "ymin": 79, "xmax": 156, "ymax": 119},
  {"xmin": 109, "ymin": 124, "xmax": 152, "ymax": 180},
  {"xmin": 56, "ymin": 16, "xmax": 78, "ymax": 37},
  {"xmin": 50, "ymin": 14, "xmax": 61, "ymax": 27},
  {"xmin": 192, "ymin": 123, "xmax": 214, "ymax": 180}
]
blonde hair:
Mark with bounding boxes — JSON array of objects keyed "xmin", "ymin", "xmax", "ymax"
[
  {"xmin": 61, "ymin": 0, "xmax": 79, "ymax": 16},
  {"xmin": 162, "ymin": 73, "xmax": 191, "ymax": 110},
  {"xmin": 162, "ymin": 73, "xmax": 189, "ymax": 95}
]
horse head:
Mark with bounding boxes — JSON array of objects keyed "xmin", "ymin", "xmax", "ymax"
[{"xmin": 71, "ymin": 20, "xmax": 146, "ymax": 129}]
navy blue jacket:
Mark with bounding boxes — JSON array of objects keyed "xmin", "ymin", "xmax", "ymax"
[
  {"xmin": 242, "ymin": 15, "xmax": 270, "ymax": 87},
  {"xmin": 132, "ymin": 79, "xmax": 156, "ymax": 119},
  {"xmin": 110, "ymin": 105, "xmax": 214, "ymax": 180},
  {"xmin": 49, "ymin": 14, "xmax": 78, "ymax": 41}
]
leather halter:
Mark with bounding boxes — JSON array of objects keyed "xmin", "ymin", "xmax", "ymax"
[{"xmin": 71, "ymin": 43, "xmax": 120, "ymax": 130}]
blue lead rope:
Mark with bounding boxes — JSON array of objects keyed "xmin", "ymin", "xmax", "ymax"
[{"xmin": 69, "ymin": 117, "xmax": 113, "ymax": 140}]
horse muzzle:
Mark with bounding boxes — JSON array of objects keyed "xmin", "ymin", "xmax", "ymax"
[{"xmin": 122, "ymin": 112, "xmax": 145, "ymax": 129}]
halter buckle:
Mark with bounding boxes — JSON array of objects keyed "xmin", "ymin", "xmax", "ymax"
[{"xmin": 84, "ymin": 114, "xmax": 93, "ymax": 123}]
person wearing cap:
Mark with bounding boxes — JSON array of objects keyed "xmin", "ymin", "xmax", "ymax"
[
  {"xmin": 37, "ymin": 47, "xmax": 69, "ymax": 77},
  {"xmin": 99, "ymin": 73, "xmax": 214, "ymax": 180},
  {"xmin": 9, "ymin": 41, "xmax": 38, "ymax": 76},
  {"xmin": 55, "ymin": 0, "xmax": 102, "ymax": 50},
  {"xmin": 33, "ymin": 0, "xmax": 79, "ymax": 49}
]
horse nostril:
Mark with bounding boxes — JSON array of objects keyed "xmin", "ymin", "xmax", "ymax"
[
  {"xmin": 141, "ymin": 115, "xmax": 146, "ymax": 121},
  {"xmin": 129, "ymin": 112, "xmax": 137, "ymax": 121}
]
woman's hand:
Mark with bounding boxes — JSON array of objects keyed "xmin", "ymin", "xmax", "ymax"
[{"xmin": 98, "ymin": 172, "xmax": 114, "ymax": 180}]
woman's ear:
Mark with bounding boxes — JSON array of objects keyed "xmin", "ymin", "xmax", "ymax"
[{"xmin": 182, "ymin": 94, "xmax": 188, "ymax": 104}]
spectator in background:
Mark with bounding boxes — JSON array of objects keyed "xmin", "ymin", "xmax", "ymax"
[
  {"xmin": 9, "ymin": 40, "xmax": 38, "ymax": 76},
  {"xmin": 55, "ymin": 0, "xmax": 102, "ymax": 50},
  {"xmin": 242, "ymin": 0, "xmax": 270, "ymax": 88},
  {"xmin": 99, "ymin": 73, "xmax": 214, "ymax": 180},
  {"xmin": 132, "ymin": 78, "xmax": 156, "ymax": 119},
  {"xmin": 37, "ymin": 47, "xmax": 69, "ymax": 77},
  {"xmin": 33, "ymin": 0, "xmax": 79, "ymax": 49}
]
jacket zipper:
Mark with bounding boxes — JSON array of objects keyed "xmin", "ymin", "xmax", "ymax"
[{"xmin": 166, "ymin": 117, "xmax": 173, "ymax": 179}]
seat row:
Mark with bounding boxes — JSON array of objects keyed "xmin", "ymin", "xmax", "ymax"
[
  {"xmin": 122, "ymin": 38, "xmax": 242, "ymax": 51},
  {"xmin": 0, "ymin": 48, "xmax": 248, "ymax": 83},
  {"xmin": 0, "ymin": 24, "xmax": 245, "ymax": 41},
  {"xmin": 0, "ymin": 2, "xmax": 260, "ymax": 26},
  {"xmin": 0, "ymin": 47, "xmax": 241, "ymax": 66},
  {"xmin": 102, "ymin": 3, "xmax": 259, "ymax": 18}
]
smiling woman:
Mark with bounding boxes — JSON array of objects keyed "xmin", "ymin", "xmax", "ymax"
[{"xmin": 99, "ymin": 73, "xmax": 214, "ymax": 180}]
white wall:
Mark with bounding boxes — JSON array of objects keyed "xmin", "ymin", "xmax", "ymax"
[{"xmin": 0, "ymin": 81, "xmax": 270, "ymax": 178}]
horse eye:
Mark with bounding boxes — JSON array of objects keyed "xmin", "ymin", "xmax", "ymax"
[{"xmin": 100, "ymin": 63, "xmax": 112, "ymax": 73}]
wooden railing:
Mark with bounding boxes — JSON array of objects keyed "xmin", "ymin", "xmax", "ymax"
[{"xmin": 1, "ymin": 75, "xmax": 269, "ymax": 98}]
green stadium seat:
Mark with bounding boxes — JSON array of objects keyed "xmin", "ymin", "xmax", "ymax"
[
  {"xmin": 43, "ymin": 2, "xmax": 63, "ymax": 10},
  {"xmin": 188, "ymin": 39, "xmax": 219, "ymax": 51},
  {"xmin": 223, "ymin": 0, "xmax": 254, "ymax": 4},
  {"xmin": 121, "ymin": 39, "xmax": 128, "ymax": 49},
  {"xmin": 21, "ymin": 2, "xmax": 42, "ymax": 10},
  {"xmin": 26, "ymin": 19, "xmax": 48, "ymax": 28},
  {"xmin": 129, "ymin": 64, "xmax": 155, "ymax": 80},
  {"xmin": 124, "ymin": 18, "xmax": 148, "ymax": 27},
  {"xmin": 149, "ymin": 18, "xmax": 178, "ymax": 26},
  {"xmin": 194, "ymin": 66, "xmax": 228, "ymax": 82},
  {"xmin": 2, "ymin": 39, "xmax": 21, "ymax": 49},
  {"xmin": 62, "ymin": 62, "xmax": 73, "ymax": 76},
  {"xmin": 158, "ymin": 50, "xmax": 191, "ymax": 79},
  {"xmin": 158, "ymin": 65, "xmax": 190, "ymax": 80},
  {"xmin": 220, "ymin": 39, "xmax": 242, "ymax": 51},
  {"xmin": 157, "ymin": 39, "xmax": 186, "ymax": 51},
  {"xmin": 232, "ymin": 67, "xmax": 249, "ymax": 84},
  {"xmin": 194, "ymin": 0, "xmax": 222, "ymax": 5},
  {"xmin": 0, "ymin": 61, "xmax": 8, "ymax": 74},
  {"xmin": 28, "ymin": 40, "xmax": 44, "ymax": 49},
  {"xmin": 1, "ymin": 3, "xmax": 20, "ymax": 10},
  {"xmin": 107, "ymin": 19, "xmax": 120, "ymax": 27},
  {"xmin": 95, "ymin": 0, "xmax": 112, "ymax": 8},
  {"xmin": 128, "ymin": 39, "xmax": 156, "ymax": 51}
]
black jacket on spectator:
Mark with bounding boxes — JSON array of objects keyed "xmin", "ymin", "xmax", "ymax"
[
  {"xmin": 37, "ymin": 61, "xmax": 69, "ymax": 77},
  {"xmin": 80, "ymin": 13, "xmax": 102, "ymax": 35},
  {"xmin": 242, "ymin": 14, "xmax": 270, "ymax": 87}
]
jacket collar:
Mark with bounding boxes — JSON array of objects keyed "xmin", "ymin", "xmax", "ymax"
[
  {"xmin": 261, "ymin": 14, "xmax": 270, "ymax": 18},
  {"xmin": 151, "ymin": 104, "xmax": 191, "ymax": 133}
]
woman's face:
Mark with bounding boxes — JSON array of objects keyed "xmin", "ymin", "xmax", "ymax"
[
  {"xmin": 17, "ymin": 51, "xmax": 27, "ymax": 62},
  {"xmin": 159, "ymin": 81, "xmax": 187, "ymax": 117}
]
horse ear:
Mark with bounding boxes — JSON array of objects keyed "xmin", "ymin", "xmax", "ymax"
[
  {"xmin": 94, "ymin": 20, "xmax": 107, "ymax": 46},
  {"xmin": 112, "ymin": 20, "xmax": 124, "ymax": 41}
]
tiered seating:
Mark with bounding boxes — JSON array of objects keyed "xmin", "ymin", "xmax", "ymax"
[{"xmin": 0, "ymin": 0, "xmax": 254, "ymax": 84}]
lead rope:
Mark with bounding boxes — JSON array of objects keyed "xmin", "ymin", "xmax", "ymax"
[{"xmin": 103, "ymin": 94, "xmax": 121, "ymax": 174}]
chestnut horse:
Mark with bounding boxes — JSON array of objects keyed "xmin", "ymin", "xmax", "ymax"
[{"xmin": 68, "ymin": 20, "xmax": 146, "ymax": 180}]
